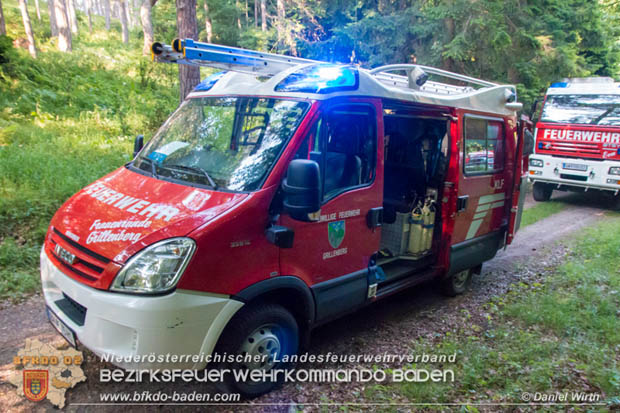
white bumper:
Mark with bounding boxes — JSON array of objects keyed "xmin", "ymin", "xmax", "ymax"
[
  {"xmin": 40, "ymin": 247, "xmax": 243, "ymax": 369},
  {"xmin": 528, "ymin": 154, "xmax": 620, "ymax": 193}
]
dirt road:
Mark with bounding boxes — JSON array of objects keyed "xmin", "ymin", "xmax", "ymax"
[{"xmin": 0, "ymin": 191, "xmax": 614, "ymax": 412}]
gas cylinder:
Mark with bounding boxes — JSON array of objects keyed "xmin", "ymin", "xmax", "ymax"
[
  {"xmin": 423, "ymin": 200, "xmax": 436, "ymax": 250},
  {"xmin": 408, "ymin": 202, "xmax": 424, "ymax": 254}
]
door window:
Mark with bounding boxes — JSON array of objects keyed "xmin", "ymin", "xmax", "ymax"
[
  {"xmin": 464, "ymin": 117, "xmax": 505, "ymax": 175},
  {"xmin": 295, "ymin": 105, "xmax": 377, "ymax": 201}
]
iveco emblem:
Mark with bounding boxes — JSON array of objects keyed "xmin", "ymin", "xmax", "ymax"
[{"xmin": 54, "ymin": 244, "xmax": 77, "ymax": 265}]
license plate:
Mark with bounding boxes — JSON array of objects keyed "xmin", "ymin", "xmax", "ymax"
[
  {"xmin": 562, "ymin": 162, "xmax": 588, "ymax": 172},
  {"xmin": 47, "ymin": 307, "xmax": 77, "ymax": 348}
]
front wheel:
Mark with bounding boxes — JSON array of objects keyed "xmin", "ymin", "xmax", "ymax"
[
  {"xmin": 439, "ymin": 269, "xmax": 473, "ymax": 297},
  {"xmin": 212, "ymin": 303, "xmax": 299, "ymax": 398},
  {"xmin": 532, "ymin": 182, "xmax": 553, "ymax": 202}
]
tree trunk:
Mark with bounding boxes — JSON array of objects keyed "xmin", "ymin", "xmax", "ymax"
[
  {"xmin": 235, "ymin": 0, "xmax": 241, "ymax": 29},
  {"xmin": 67, "ymin": 0, "xmax": 78, "ymax": 34},
  {"xmin": 0, "ymin": 0, "xmax": 6, "ymax": 36},
  {"xmin": 253, "ymin": 0, "xmax": 257, "ymax": 27},
  {"xmin": 86, "ymin": 0, "xmax": 93, "ymax": 32},
  {"xmin": 204, "ymin": 0, "xmax": 212, "ymax": 42},
  {"xmin": 260, "ymin": 0, "xmax": 266, "ymax": 31},
  {"xmin": 55, "ymin": 0, "xmax": 72, "ymax": 51},
  {"xmin": 104, "ymin": 0, "xmax": 110, "ymax": 30},
  {"xmin": 47, "ymin": 0, "xmax": 58, "ymax": 36},
  {"xmin": 119, "ymin": 0, "xmax": 129, "ymax": 43},
  {"xmin": 140, "ymin": 0, "xmax": 153, "ymax": 54},
  {"xmin": 34, "ymin": 0, "xmax": 41, "ymax": 20},
  {"xmin": 126, "ymin": 0, "xmax": 133, "ymax": 29},
  {"xmin": 276, "ymin": 0, "xmax": 284, "ymax": 45},
  {"xmin": 176, "ymin": 0, "xmax": 200, "ymax": 102},
  {"xmin": 18, "ymin": 0, "xmax": 38, "ymax": 57}
]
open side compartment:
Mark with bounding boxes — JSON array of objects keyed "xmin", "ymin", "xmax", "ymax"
[{"xmin": 376, "ymin": 105, "xmax": 450, "ymax": 289}]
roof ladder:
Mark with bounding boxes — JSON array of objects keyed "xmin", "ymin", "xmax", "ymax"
[{"xmin": 151, "ymin": 38, "xmax": 322, "ymax": 76}]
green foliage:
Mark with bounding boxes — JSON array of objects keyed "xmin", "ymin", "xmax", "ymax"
[
  {"xmin": 188, "ymin": 0, "xmax": 620, "ymax": 111},
  {"xmin": 0, "ymin": 0, "xmax": 179, "ymax": 299},
  {"xmin": 368, "ymin": 216, "xmax": 620, "ymax": 405}
]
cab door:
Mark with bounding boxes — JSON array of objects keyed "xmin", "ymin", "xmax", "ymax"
[
  {"xmin": 452, "ymin": 113, "xmax": 508, "ymax": 244},
  {"xmin": 279, "ymin": 98, "xmax": 383, "ymax": 322}
]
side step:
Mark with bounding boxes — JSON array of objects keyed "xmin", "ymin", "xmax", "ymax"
[{"xmin": 375, "ymin": 254, "xmax": 435, "ymax": 298}]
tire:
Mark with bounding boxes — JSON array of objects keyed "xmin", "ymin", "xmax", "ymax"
[
  {"xmin": 212, "ymin": 303, "xmax": 299, "ymax": 398},
  {"xmin": 532, "ymin": 182, "xmax": 553, "ymax": 202},
  {"xmin": 439, "ymin": 269, "xmax": 473, "ymax": 297}
]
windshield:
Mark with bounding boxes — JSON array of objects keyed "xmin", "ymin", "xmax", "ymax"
[
  {"xmin": 133, "ymin": 97, "xmax": 309, "ymax": 192},
  {"xmin": 540, "ymin": 94, "xmax": 620, "ymax": 126}
]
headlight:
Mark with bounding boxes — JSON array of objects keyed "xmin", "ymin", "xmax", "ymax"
[
  {"xmin": 529, "ymin": 158, "xmax": 543, "ymax": 167},
  {"xmin": 111, "ymin": 238, "xmax": 196, "ymax": 293},
  {"xmin": 609, "ymin": 167, "xmax": 620, "ymax": 176}
]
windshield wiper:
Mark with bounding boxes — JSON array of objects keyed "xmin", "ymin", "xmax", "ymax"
[
  {"xmin": 160, "ymin": 164, "xmax": 218, "ymax": 189},
  {"xmin": 590, "ymin": 107, "xmax": 619, "ymax": 125},
  {"xmin": 138, "ymin": 157, "xmax": 159, "ymax": 178}
]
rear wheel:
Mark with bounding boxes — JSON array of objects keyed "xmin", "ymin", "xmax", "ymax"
[
  {"xmin": 532, "ymin": 182, "xmax": 553, "ymax": 202},
  {"xmin": 439, "ymin": 269, "xmax": 473, "ymax": 297},
  {"xmin": 212, "ymin": 303, "xmax": 299, "ymax": 398}
]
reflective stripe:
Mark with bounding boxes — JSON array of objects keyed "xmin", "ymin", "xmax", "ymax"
[
  {"xmin": 474, "ymin": 212, "xmax": 487, "ymax": 220},
  {"xmin": 466, "ymin": 193, "xmax": 506, "ymax": 240},
  {"xmin": 466, "ymin": 219, "xmax": 484, "ymax": 240},
  {"xmin": 478, "ymin": 192, "xmax": 505, "ymax": 205},
  {"xmin": 476, "ymin": 203, "xmax": 491, "ymax": 212}
]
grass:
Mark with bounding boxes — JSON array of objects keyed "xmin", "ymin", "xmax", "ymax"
[
  {"xmin": 520, "ymin": 199, "xmax": 567, "ymax": 228},
  {"xmin": 367, "ymin": 215, "xmax": 620, "ymax": 409},
  {"xmin": 0, "ymin": 0, "xmax": 183, "ymax": 300}
]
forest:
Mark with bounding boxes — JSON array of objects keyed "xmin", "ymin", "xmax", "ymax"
[
  {"xmin": 2, "ymin": 0, "xmax": 620, "ymax": 103},
  {"xmin": 0, "ymin": 0, "xmax": 619, "ymax": 298}
]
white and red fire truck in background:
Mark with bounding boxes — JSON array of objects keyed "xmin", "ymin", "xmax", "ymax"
[{"xmin": 529, "ymin": 77, "xmax": 620, "ymax": 201}]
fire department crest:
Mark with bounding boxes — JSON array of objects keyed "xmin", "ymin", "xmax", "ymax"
[
  {"xmin": 23, "ymin": 370, "xmax": 48, "ymax": 402},
  {"xmin": 328, "ymin": 220, "xmax": 345, "ymax": 249}
]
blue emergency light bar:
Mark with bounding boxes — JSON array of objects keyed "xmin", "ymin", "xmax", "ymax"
[
  {"xmin": 550, "ymin": 82, "xmax": 569, "ymax": 88},
  {"xmin": 194, "ymin": 71, "xmax": 227, "ymax": 91},
  {"xmin": 275, "ymin": 64, "xmax": 359, "ymax": 94}
]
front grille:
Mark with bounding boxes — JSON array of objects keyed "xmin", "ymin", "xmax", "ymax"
[
  {"xmin": 539, "ymin": 140, "xmax": 600, "ymax": 157},
  {"xmin": 54, "ymin": 293, "xmax": 87, "ymax": 326},
  {"xmin": 53, "ymin": 228, "xmax": 110, "ymax": 264},
  {"xmin": 49, "ymin": 228, "xmax": 111, "ymax": 282},
  {"xmin": 560, "ymin": 173, "xmax": 588, "ymax": 182}
]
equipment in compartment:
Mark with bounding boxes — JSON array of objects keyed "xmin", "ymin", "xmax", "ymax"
[
  {"xmin": 421, "ymin": 197, "xmax": 436, "ymax": 251},
  {"xmin": 379, "ymin": 211, "xmax": 410, "ymax": 256},
  {"xmin": 407, "ymin": 202, "xmax": 424, "ymax": 254},
  {"xmin": 381, "ymin": 192, "xmax": 437, "ymax": 259},
  {"xmin": 380, "ymin": 113, "xmax": 446, "ymax": 262}
]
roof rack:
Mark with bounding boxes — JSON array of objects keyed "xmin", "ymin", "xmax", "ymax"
[
  {"xmin": 369, "ymin": 64, "xmax": 497, "ymax": 96},
  {"xmin": 151, "ymin": 38, "xmax": 513, "ymax": 101}
]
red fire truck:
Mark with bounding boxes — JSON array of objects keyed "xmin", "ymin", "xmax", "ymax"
[
  {"xmin": 529, "ymin": 77, "xmax": 620, "ymax": 201},
  {"xmin": 40, "ymin": 39, "xmax": 531, "ymax": 396}
]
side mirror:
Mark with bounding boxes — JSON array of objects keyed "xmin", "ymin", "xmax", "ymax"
[
  {"xmin": 133, "ymin": 135, "xmax": 144, "ymax": 158},
  {"xmin": 523, "ymin": 129, "xmax": 535, "ymax": 156},
  {"xmin": 282, "ymin": 159, "xmax": 321, "ymax": 222}
]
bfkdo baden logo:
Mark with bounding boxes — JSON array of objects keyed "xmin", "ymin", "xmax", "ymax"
[
  {"xmin": 9, "ymin": 339, "xmax": 86, "ymax": 408},
  {"xmin": 23, "ymin": 370, "xmax": 49, "ymax": 402}
]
